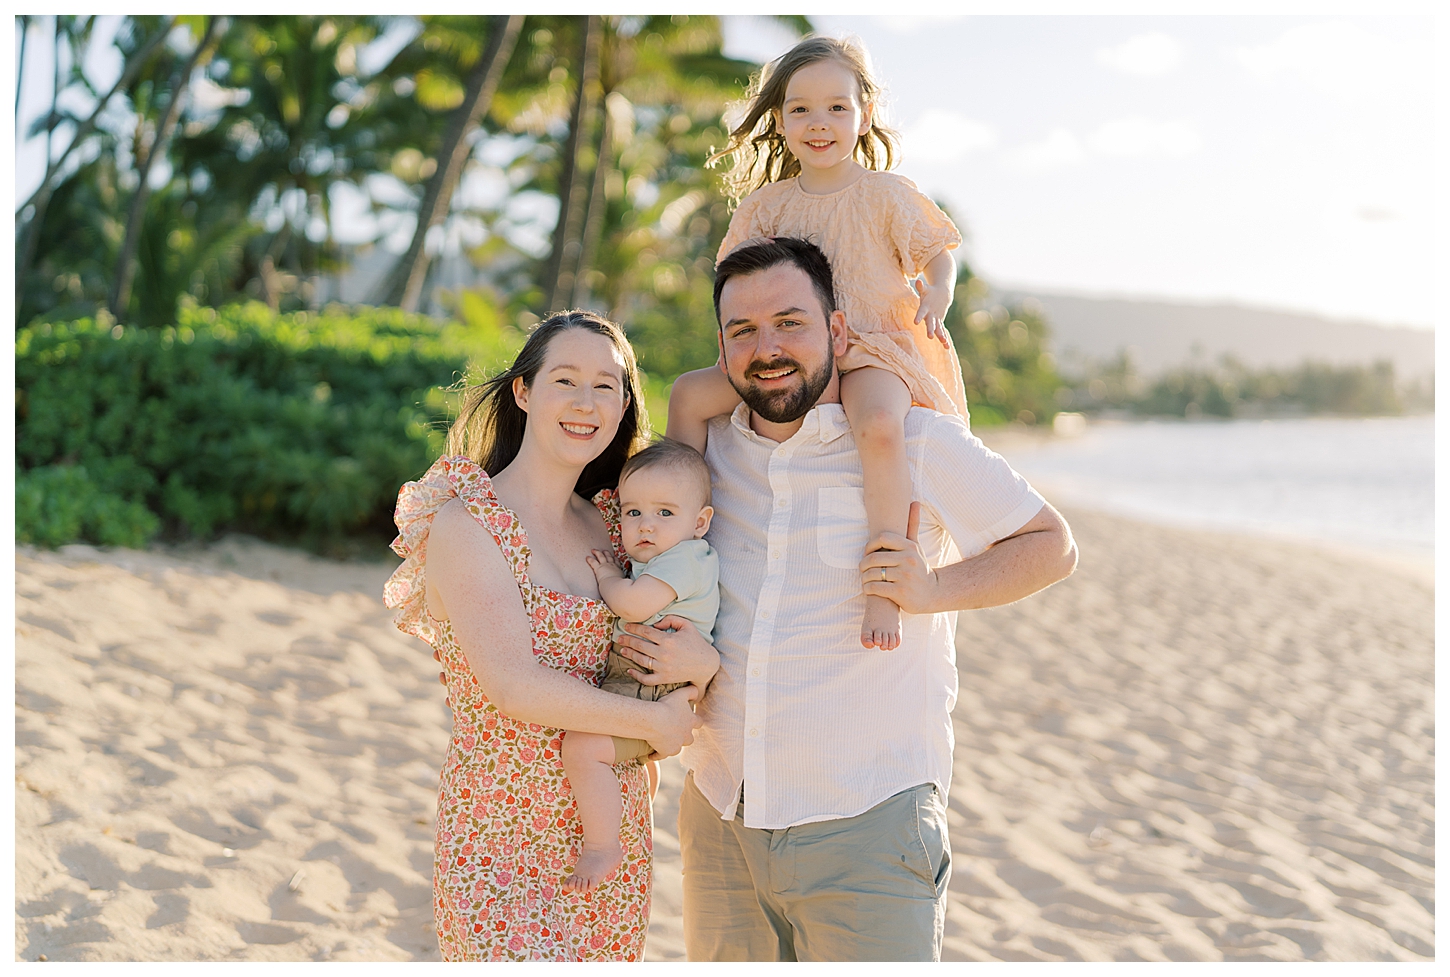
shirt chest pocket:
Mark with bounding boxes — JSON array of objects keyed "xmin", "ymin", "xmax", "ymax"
[{"xmin": 816, "ymin": 487, "xmax": 870, "ymax": 569}]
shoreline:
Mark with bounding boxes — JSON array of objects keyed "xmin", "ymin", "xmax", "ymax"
[{"xmin": 15, "ymin": 507, "xmax": 1434, "ymax": 961}]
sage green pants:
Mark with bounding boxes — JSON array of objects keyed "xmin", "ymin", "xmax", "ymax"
[{"xmin": 678, "ymin": 771, "xmax": 950, "ymax": 961}]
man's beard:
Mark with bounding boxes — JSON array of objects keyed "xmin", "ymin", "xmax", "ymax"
[{"xmin": 730, "ymin": 344, "xmax": 834, "ymax": 425}]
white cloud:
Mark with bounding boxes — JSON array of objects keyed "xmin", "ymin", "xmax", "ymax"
[
  {"xmin": 901, "ymin": 110, "xmax": 997, "ymax": 163},
  {"xmin": 1096, "ymin": 32, "xmax": 1183, "ymax": 76},
  {"xmin": 1233, "ymin": 22, "xmax": 1411, "ymax": 101},
  {"xmin": 1087, "ymin": 117, "xmax": 1202, "ymax": 158},
  {"xmin": 1007, "ymin": 128, "xmax": 1084, "ymax": 172}
]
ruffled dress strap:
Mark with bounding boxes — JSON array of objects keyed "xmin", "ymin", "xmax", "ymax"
[
  {"xmin": 590, "ymin": 486, "xmax": 629, "ymax": 571},
  {"xmin": 384, "ymin": 455, "xmax": 527, "ymax": 644}
]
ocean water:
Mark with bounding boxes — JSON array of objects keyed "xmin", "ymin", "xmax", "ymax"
[{"xmin": 992, "ymin": 415, "xmax": 1434, "ymax": 559}]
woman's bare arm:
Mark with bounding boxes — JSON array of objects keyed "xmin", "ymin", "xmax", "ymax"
[{"xmin": 426, "ymin": 500, "xmax": 700, "ymax": 753}]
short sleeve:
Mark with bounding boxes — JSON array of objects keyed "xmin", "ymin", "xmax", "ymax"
[
  {"xmin": 383, "ymin": 455, "xmax": 524, "ymax": 643},
  {"xmin": 635, "ymin": 538, "xmax": 716, "ymax": 602},
  {"xmin": 887, "ymin": 175, "xmax": 962, "ymax": 275},
  {"xmin": 911, "ymin": 412, "xmax": 1045, "ymax": 561},
  {"xmin": 716, "ymin": 192, "xmax": 765, "ymax": 265}
]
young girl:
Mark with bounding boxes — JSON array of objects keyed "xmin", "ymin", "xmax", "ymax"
[{"xmin": 667, "ymin": 35, "xmax": 967, "ymax": 651}]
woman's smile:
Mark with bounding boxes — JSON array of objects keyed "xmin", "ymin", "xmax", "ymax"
[{"xmin": 560, "ymin": 421, "xmax": 599, "ymax": 439}]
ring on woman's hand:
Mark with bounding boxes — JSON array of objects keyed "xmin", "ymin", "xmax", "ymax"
[{"xmin": 880, "ymin": 568, "xmax": 888, "ymax": 582}]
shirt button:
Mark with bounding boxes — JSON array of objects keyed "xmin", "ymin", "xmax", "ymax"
[
  {"xmin": 752, "ymin": 668, "xmax": 760, "ymax": 676},
  {"xmin": 749, "ymin": 728, "xmax": 758, "ymax": 736}
]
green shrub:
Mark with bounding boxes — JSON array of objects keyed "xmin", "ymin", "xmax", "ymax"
[
  {"xmin": 15, "ymin": 464, "xmax": 162, "ymax": 548},
  {"xmin": 15, "ymin": 302, "xmax": 524, "ymax": 551}
]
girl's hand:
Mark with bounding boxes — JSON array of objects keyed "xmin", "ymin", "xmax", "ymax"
[
  {"xmin": 645, "ymin": 684, "xmax": 703, "ymax": 759},
  {"xmin": 615, "ymin": 616, "xmax": 720, "ymax": 690},
  {"xmin": 586, "ymin": 548, "xmax": 626, "ymax": 581},
  {"xmin": 914, "ymin": 280, "xmax": 954, "ymax": 348}
]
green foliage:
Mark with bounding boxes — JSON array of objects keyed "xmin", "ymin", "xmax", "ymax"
[
  {"xmin": 16, "ymin": 304, "xmax": 524, "ymax": 551},
  {"xmin": 1061, "ymin": 353, "xmax": 1413, "ymax": 418},
  {"xmin": 946, "ymin": 277, "xmax": 1067, "ymax": 427},
  {"xmin": 16, "ymin": 465, "xmax": 160, "ymax": 549}
]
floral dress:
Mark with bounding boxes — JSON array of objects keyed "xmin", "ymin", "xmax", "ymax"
[{"xmin": 384, "ymin": 455, "xmax": 652, "ymax": 961}]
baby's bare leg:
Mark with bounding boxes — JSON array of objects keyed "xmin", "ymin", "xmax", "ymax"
[
  {"xmin": 840, "ymin": 367, "xmax": 913, "ymax": 651},
  {"xmin": 667, "ymin": 366, "xmax": 741, "ymax": 453},
  {"xmin": 559, "ymin": 730, "xmax": 625, "ymax": 891}
]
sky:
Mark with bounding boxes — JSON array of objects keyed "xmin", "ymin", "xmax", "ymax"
[
  {"xmin": 721, "ymin": 14, "xmax": 1438, "ymax": 329},
  {"xmin": 13, "ymin": 11, "xmax": 1442, "ymax": 330}
]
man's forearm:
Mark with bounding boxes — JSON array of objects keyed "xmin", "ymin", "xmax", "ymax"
[{"xmin": 929, "ymin": 505, "xmax": 1077, "ymax": 612}]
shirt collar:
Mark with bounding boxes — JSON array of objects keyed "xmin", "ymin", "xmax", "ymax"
[{"xmin": 728, "ymin": 401, "xmax": 852, "ymax": 447}]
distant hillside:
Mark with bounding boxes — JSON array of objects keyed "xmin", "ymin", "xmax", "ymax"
[{"xmin": 995, "ymin": 288, "xmax": 1435, "ymax": 381}]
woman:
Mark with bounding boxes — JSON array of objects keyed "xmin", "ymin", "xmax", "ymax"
[{"xmin": 384, "ymin": 311, "xmax": 716, "ymax": 961}]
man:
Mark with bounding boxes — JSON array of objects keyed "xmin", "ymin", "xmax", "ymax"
[{"xmin": 620, "ymin": 238, "xmax": 1076, "ymax": 961}]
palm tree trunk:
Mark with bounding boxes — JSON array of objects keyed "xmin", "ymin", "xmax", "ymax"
[
  {"xmin": 109, "ymin": 17, "xmax": 220, "ymax": 319},
  {"xmin": 542, "ymin": 15, "xmax": 602, "ymax": 313},
  {"xmin": 16, "ymin": 16, "xmax": 30, "ymax": 125},
  {"xmin": 385, "ymin": 14, "xmax": 524, "ymax": 312},
  {"xmin": 15, "ymin": 17, "xmax": 173, "ymax": 298},
  {"xmin": 572, "ymin": 93, "xmax": 614, "ymax": 311}
]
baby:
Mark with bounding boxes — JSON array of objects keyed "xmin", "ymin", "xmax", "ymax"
[{"xmin": 562, "ymin": 438, "xmax": 719, "ymax": 891}]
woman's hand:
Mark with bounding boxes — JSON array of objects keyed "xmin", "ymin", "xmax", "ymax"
[
  {"xmin": 645, "ymin": 685, "xmax": 702, "ymax": 759},
  {"xmin": 615, "ymin": 616, "xmax": 720, "ymax": 690}
]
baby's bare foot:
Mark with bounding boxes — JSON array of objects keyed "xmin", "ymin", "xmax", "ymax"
[
  {"xmin": 861, "ymin": 594, "xmax": 902, "ymax": 651},
  {"xmin": 562, "ymin": 842, "xmax": 623, "ymax": 892}
]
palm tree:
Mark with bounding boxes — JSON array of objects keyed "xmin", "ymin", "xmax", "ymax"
[
  {"xmin": 382, "ymin": 14, "xmax": 525, "ymax": 312},
  {"xmin": 109, "ymin": 17, "xmax": 222, "ymax": 319}
]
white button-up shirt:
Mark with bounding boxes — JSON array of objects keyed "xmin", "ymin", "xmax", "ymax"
[{"xmin": 682, "ymin": 403, "xmax": 1046, "ymax": 829}]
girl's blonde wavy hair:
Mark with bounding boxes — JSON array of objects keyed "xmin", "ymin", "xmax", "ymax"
[{"xmin": 709, "ymin": 35, "xmax": 900, "ymax": 208}]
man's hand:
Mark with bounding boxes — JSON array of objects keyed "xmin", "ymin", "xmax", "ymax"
[
  {"xmin": 645, "ymin": 684, "xmax": 703, "ymax": 759},
  {"xmin": 615, "ymin": 616, "xmax": 720, "ymax": 690},
  {"xmin": 586, "ymin": 548, "xmax": 626, "ymax": 582},
  {"xmin": 859, "ymin": 502, "xmax": 941, "ymax": 615}
]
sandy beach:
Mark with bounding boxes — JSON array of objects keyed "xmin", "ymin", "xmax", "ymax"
[{"xmin": 15, "ymin": 509, "xmax": 1433, "ymax": 961}]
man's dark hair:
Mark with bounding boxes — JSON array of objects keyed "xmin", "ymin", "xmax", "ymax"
[{"xmin": 713, "ymin": 237, "xmax": 837, "ymax": 327}]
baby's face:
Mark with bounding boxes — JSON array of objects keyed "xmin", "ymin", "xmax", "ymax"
[{"xmin": 618, "ymin": 466, "xmax": 713, "ymax": 564}]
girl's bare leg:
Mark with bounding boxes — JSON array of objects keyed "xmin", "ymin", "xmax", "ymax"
[
  {"xmin": 840, "ymin": 367, "xmax": 913, "ymax": 651},
  {"xmin": 559, "ymin": 731, "xmax": 625, "ymax": 891},
  {"xmin": 666, "ymin": 366, "xmax": 742, "ymax": 453}
]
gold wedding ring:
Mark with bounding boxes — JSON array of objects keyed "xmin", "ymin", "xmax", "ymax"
[{"xmin": 880, "ymin": 568, "xmax": 888, "ymax": 582}]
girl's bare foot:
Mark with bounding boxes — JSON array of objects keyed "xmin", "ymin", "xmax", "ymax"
[
  {"xmin": 861, "ymin": 594, "xmax": 902, "ymax": 651},
  {"xmin": 562, "ymin": 842, "xmax": 623, "ymax": 892}
]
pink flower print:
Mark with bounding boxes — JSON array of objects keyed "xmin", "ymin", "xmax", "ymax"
[
  {"xmin": 473, "ymin": 803, "xmax": 487, "ymax": 819},
  {"xmin": 508, "ymin": 935, "xmax": 526, "ymax": 953},
  {"xmin": 519, "ymin": 747, "xmax": 536, "ymax": 763},
  {"xmin": 532, "ymin": 816, "xmax": 549, "ymax": 832},
  {"xmin": 541, "ymin": 885, "xmax": 555, "ymax": 901},
  {"xmin": 461, "ymin": 843, "xmax": 474, "ymax": 856},
  {"xmin": 460, "ymin": 734, "xmax": 476, "ymax": 752},
  {"xmin": 496, "ymin": 871, "xmax": 513, "ymax": 886},
  {"xmin": 590, "ymin": 933, "xmax": 608, "ymax": 950}
]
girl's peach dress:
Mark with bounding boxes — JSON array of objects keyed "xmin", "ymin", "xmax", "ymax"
[
  {"xmin": 719, "ymin": 170, "xmax": 968, "ymax": 420},
  {"xmin": 385, "ymin": 456, "xmax": 650, "ymax": 961}
]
